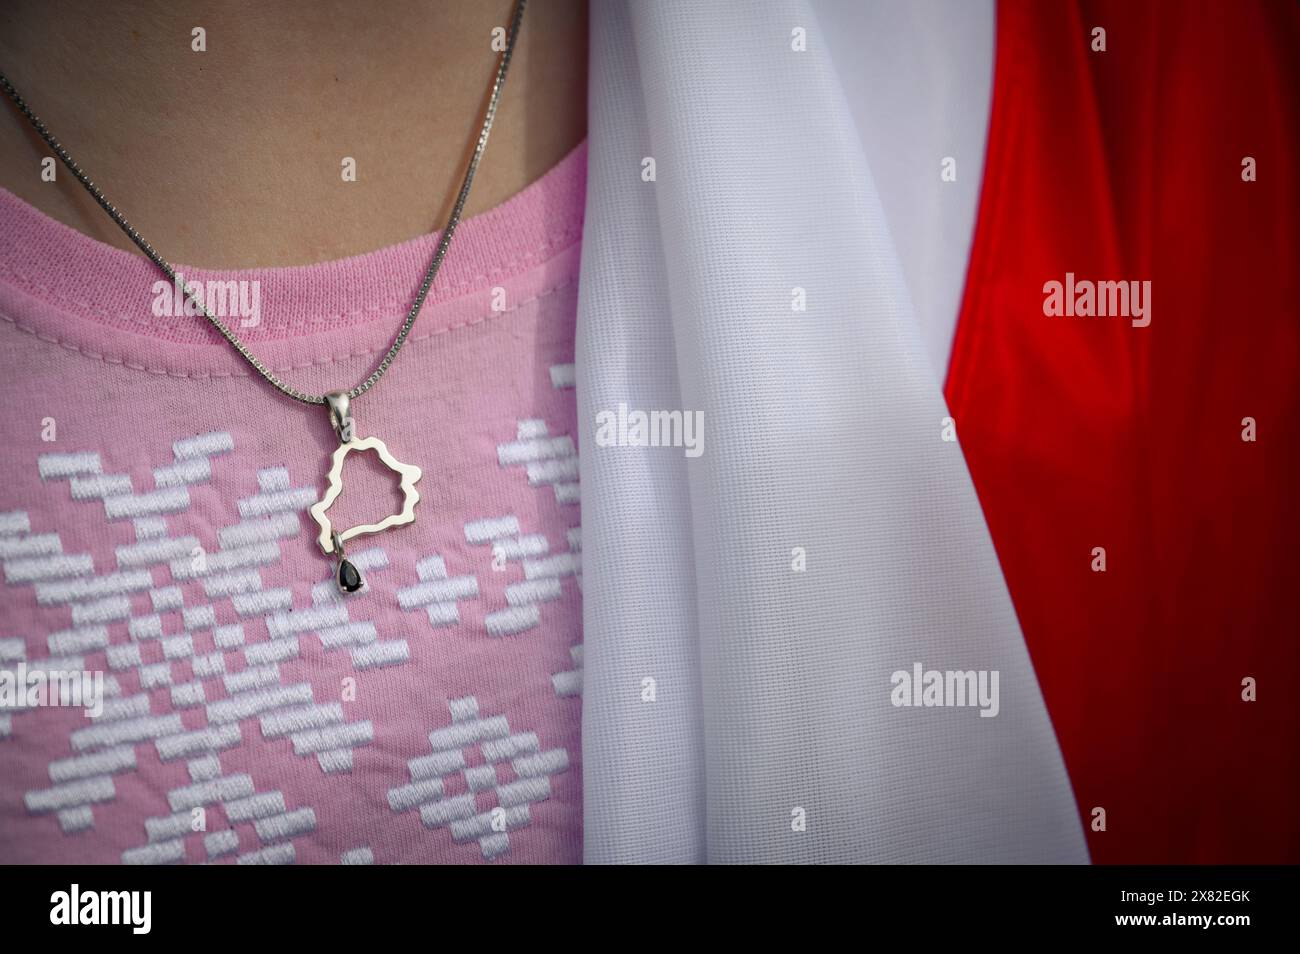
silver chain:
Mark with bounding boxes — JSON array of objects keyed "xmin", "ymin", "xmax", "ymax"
[{"xmin": 0, "ymin": 0, "xmax": 526, "ymax": 406}]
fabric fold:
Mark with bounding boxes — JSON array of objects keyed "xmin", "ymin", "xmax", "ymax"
[{"xmin": 578, "ymin": 0, "xmax": 1088, "ymax": 863}]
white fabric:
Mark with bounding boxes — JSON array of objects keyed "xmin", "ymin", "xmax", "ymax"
[
  {"xmin": 815, "ymin": 0, "xmax": 995, "ymax": 379},
  {"xmin": 577, "ymin": 0, "xmax": 1088, "ymax": 864}
]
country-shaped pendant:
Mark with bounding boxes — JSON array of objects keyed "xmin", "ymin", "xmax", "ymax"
[
  {"xmin": 310, "ymin": 392, "xmax": 422, "ymax": 594},
  {"xmin": 309, "ymin": 436, "xmax": 423, "ymax": 555}
]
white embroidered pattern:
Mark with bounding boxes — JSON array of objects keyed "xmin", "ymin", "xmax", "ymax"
[
  {"xmin": 2, "ymin": 434, "xmax": 408, "ymax": 861},
  {"xmin": 4, "ymin": 356, "xmax": 585, "ymax": 862},
  {"xmin": 386, "ymin": 695, "xmax": 570, "ymax": 861}
]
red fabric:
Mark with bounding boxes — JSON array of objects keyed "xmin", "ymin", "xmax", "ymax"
[{"xmin": 946, "ymin": 0, "xmax": 1300, "ymax": 863}]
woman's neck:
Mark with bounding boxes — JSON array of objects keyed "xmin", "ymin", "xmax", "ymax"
[{"xmin": 0, "ymin": 0, "xmax": 587, "ymax": 268}]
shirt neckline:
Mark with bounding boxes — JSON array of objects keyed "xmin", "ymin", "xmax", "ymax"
[{"xmin": 0, "ymin": 139, "xmax": 586, "ymax": 355}]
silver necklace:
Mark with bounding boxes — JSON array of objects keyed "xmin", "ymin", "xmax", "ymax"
[{"xmin": 0, "ymin": 0, "xmax": 527, "ymax": 593}]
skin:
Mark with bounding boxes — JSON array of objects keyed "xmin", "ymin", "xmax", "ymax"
[{"xmin": 0, "ymin": 0, "xmax": 588, "ymax": 268}]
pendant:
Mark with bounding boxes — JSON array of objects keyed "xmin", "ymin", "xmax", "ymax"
[{"xmin": 309, "ymin": 391, "xmax": 422, "ymax": 594}]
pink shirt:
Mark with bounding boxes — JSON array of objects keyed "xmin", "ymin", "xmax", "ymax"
[{"xmin": 0, "ymin": 142, "xmax": 586, "ymax": 864}]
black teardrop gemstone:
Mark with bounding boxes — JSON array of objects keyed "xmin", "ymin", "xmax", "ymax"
[{"xmin": 337, "ymin": 559, "xmax": 364, "ymax": 594}]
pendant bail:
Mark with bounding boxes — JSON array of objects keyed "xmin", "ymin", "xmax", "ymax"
[{"xmin": 326, "ymin": 391, "xmax": 353, "ymax": 443}]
